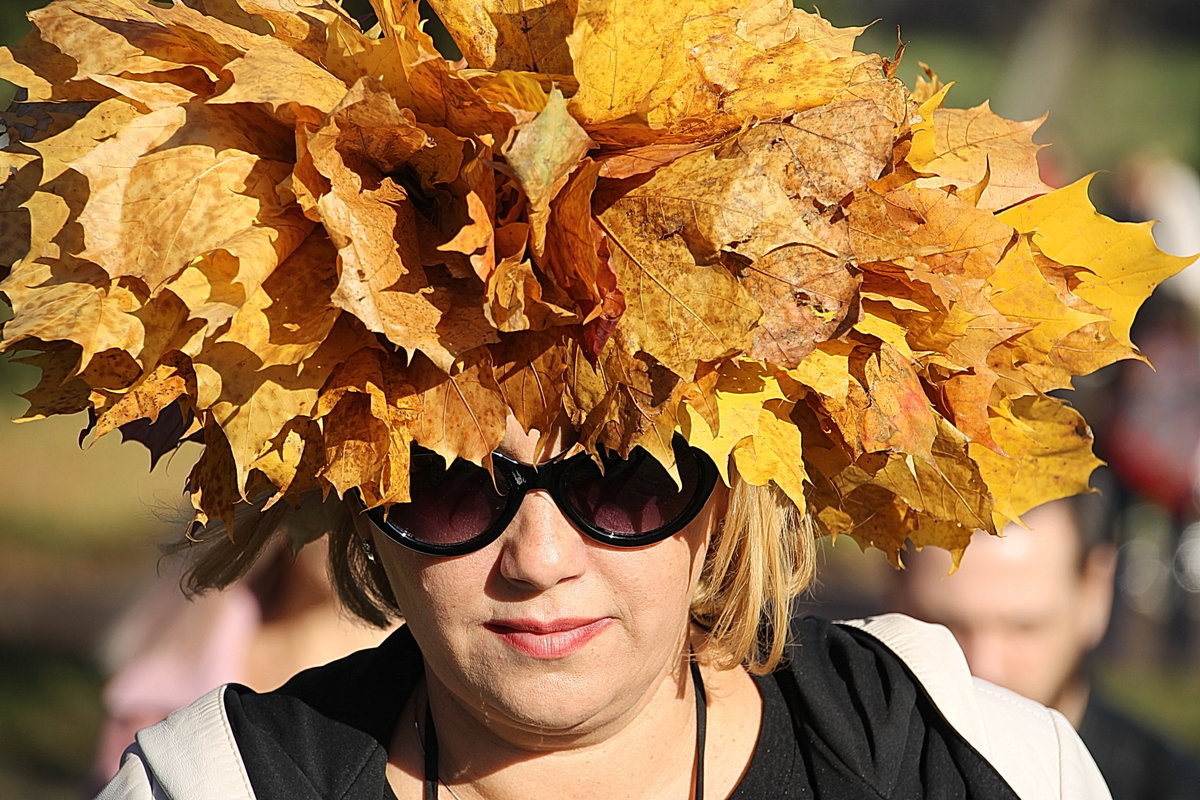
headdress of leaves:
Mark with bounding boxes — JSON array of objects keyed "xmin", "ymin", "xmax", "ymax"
[{"xmin": 0, "ymin": 0, "xmax": 1187, "ymax": 565}]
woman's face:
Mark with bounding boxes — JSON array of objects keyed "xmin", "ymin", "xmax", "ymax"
[{"xmin": 371, "ymin": 418, "xmax": 721, "ymax": 741}]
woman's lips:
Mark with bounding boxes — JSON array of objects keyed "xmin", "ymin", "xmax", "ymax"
[{"xmin": 485, "ymin": 618, "xmax": 612, "ymax": 659}]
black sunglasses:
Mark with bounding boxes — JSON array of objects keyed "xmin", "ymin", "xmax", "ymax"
[{"xmin": 364, "ymin": 437, "xmax": 719, "ymax": 557}]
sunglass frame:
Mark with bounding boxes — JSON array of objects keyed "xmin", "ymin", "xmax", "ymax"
[{"xmin": 363, "ymin": 442, "xmax": 719, "ymax": 557}]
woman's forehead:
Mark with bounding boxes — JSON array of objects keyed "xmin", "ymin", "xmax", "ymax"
[{"xmin": 496, "ymin": 415, "xmax": 580, "ymax": 464}]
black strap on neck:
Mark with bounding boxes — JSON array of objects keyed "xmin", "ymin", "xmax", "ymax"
[
  {"xmin": 422, "ymin": 659, "xmax": 708, "ymax": 800},
  {"xmin": 691, "ymin": 657, "xmax": 707, "ymax": 800},
  {"xmin": 423, "ymin": 702, "xmax": 438, "ymax": 800}
]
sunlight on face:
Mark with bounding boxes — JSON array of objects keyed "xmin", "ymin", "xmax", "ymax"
[{"xmin": 373, "ymin": 418, "xmax": 721, "ymax": 744}]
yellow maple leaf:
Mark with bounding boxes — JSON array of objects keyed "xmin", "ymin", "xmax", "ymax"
[
  {"xmin": 565, "ymin": 0, "xmax": 693, "ymax": 131},
  {"xmin": 731, "ymin": 403, "xmax": 808, "ymax": 512},
  {"xmin": 1, "ymin": 262, "xmax": 145, "ymax": 371},
  {"xmin": 973, "ymin": 394, "xmax": 1102, "ymax": 529},
  {"xmin": 195, "ymin": 343, "xmax": 323, "ymax": 494},
  {"xmin": 92, "ymin": 352, "xmax": 192, "ymax": 440},
  {"xmin": 999, "ymin": 175, "xmax": 1192, "ymax": 351},
  {"xmin": 909, "ymin": 100, "xmax": 1051, "ymax": 212}
]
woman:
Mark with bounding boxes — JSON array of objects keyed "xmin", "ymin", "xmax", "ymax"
[
  {"xmin": 93, "ymin": 415, "xmax": 1107, "ymax": 799},
  {"xmin": 0, "ymin": 0, "xmax": 1180, "ymax": 797}
]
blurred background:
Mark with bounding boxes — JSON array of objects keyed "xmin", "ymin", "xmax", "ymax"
[{"xmin": 2, "ymin": 0, "xmax": 1198, "ymax": 797}]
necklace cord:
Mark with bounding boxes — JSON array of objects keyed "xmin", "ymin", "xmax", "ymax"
[
  {"xmin": 423, "ymin": 703, "xmax": 439, "ymax": 800},
  {"xmin": 691, "ymin": 657, "xmax": 707, "ymax": 800}
]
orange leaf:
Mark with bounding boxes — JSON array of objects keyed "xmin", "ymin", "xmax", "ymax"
[{"xmin": 542, "ymin": 160, "xmax": 624, "ymax": 354}]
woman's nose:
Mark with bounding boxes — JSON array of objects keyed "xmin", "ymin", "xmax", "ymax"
[{"xmin": 498, "ymin": 490, "xmax": 587, "ymax": 591}]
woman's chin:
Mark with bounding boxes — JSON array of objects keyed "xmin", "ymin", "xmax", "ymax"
[{"xmin": 456, "ymin": 657, "xmax": 651, "ymax": 744}]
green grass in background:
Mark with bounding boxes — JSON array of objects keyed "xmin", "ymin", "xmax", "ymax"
[
  {"xmin": 0, "ymin": 645, "xmax": 105, "ymax": 800},
  {"xmin": 1098, "ymin": 664, "xmax": 1200, "ymax": 752},
  {"xmin": 0, "ymin": 357, "xmax": 198, "ymax": 556}
]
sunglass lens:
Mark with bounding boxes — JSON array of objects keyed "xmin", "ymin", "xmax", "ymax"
[
  {"xmin": 382, "ymin": 450, "xmax": 508, "ymax": 547},
  {"xmin": 559, "ymin": 448, "xmax": 703, "ymax": 536}
]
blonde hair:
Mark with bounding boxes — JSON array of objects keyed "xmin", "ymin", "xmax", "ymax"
[
  {"xmin": 691, "ymin": 477, "xmax": 816, "ymax": 673},
  {"xmin": 182, "ymin": 476, "xmax": 816, "ymax": 672}
]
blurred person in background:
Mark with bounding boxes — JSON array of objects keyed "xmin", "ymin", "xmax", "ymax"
[
  {"xmin": 894, "ymin": 493, "xmax": 1200, "ymax": 800},
  {"xmin": 88, "ymin": 536, "xmax": 396, "ymax": 791}
]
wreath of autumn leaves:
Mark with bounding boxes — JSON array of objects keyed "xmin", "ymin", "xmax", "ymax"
[{"xmin": 0, "ymin": 0, "xmax": 1186, "ymax": 563}]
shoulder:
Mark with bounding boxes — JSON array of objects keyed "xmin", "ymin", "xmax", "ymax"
[
  {"xmin": 233, "ymin": 624, "xmax": 418, "ymax": 746},
  {"xmin": 94, "ymin": 685, "xmax": 255, "ymax": 800},
  {"xmin": 839, "ymin": 614, "xmax": 1111, "ymax": 800},
  {"xmin": 94, "ymin": 626, "xmax": 421, "ymax": 800}
]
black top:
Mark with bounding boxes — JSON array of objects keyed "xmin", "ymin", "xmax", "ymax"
[
  {"xmin": 226, "ymin": 617, "xmax": 1020, "ymax": 799},
  {"xmin": 1078, "ymin": 690, "xmax": 1200, "ymax": 800}
]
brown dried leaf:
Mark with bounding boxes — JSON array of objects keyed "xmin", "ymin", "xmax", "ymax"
[
  {"xmin": 435, "ymin": 158, "xmax": 498, "ymax": 283},
  {"xmin": 503, "ymin": 88, "xmax": 593, "ymax": 255},
  {"xmin": 856, "ymin": 344, "xmax": 939, "ymax": 459},
  {"xmin": 735, "ymin": 0, "xmax": 866, "ymax": 56},
  {"xmin": 742, "ymin": 245, "xmax": 860, "ymax": 368},
  {"xmin": 608, "ymin": 135, "xmax": 833, "ymax": 266},
  {"xmin": 492, "ymin": 329, "xmax": 571, "ymax": 436},
  {"xmin": 597, "ymin": 201, "xmax": 759, "ymax": 378},
  {"xmin": 10, "ymin": 343, "xmax": 92, "ymax": 420},
  {"xmin": 1, "ymin": 262, "xmax": 145, "ymax": 370},
  {"xmin": 426, "ymin": 0, "xmax": 575, "ymax": 74},
  {"xmin": 70, "ymin": 103, "xmax": 299, "ymax": 291},
  {"xmin": 0, "ymin": 152, "xmax": 46, "ymax": 275},
  {"xmin": 763, "ymin": 95, "xmax": 903, "ymax": 207},
  {"xmin": 187, "ymin": 419, "xmax": 239, "ymax": 529},
  {"xmin": 411, "ymin": 349, "xmax": 508, "ymax": 467}
]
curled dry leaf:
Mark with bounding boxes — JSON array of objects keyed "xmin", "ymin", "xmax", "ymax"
[{"xmin": 0, "ymin": 0, "xmax": 1186, "ymax": 563}]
